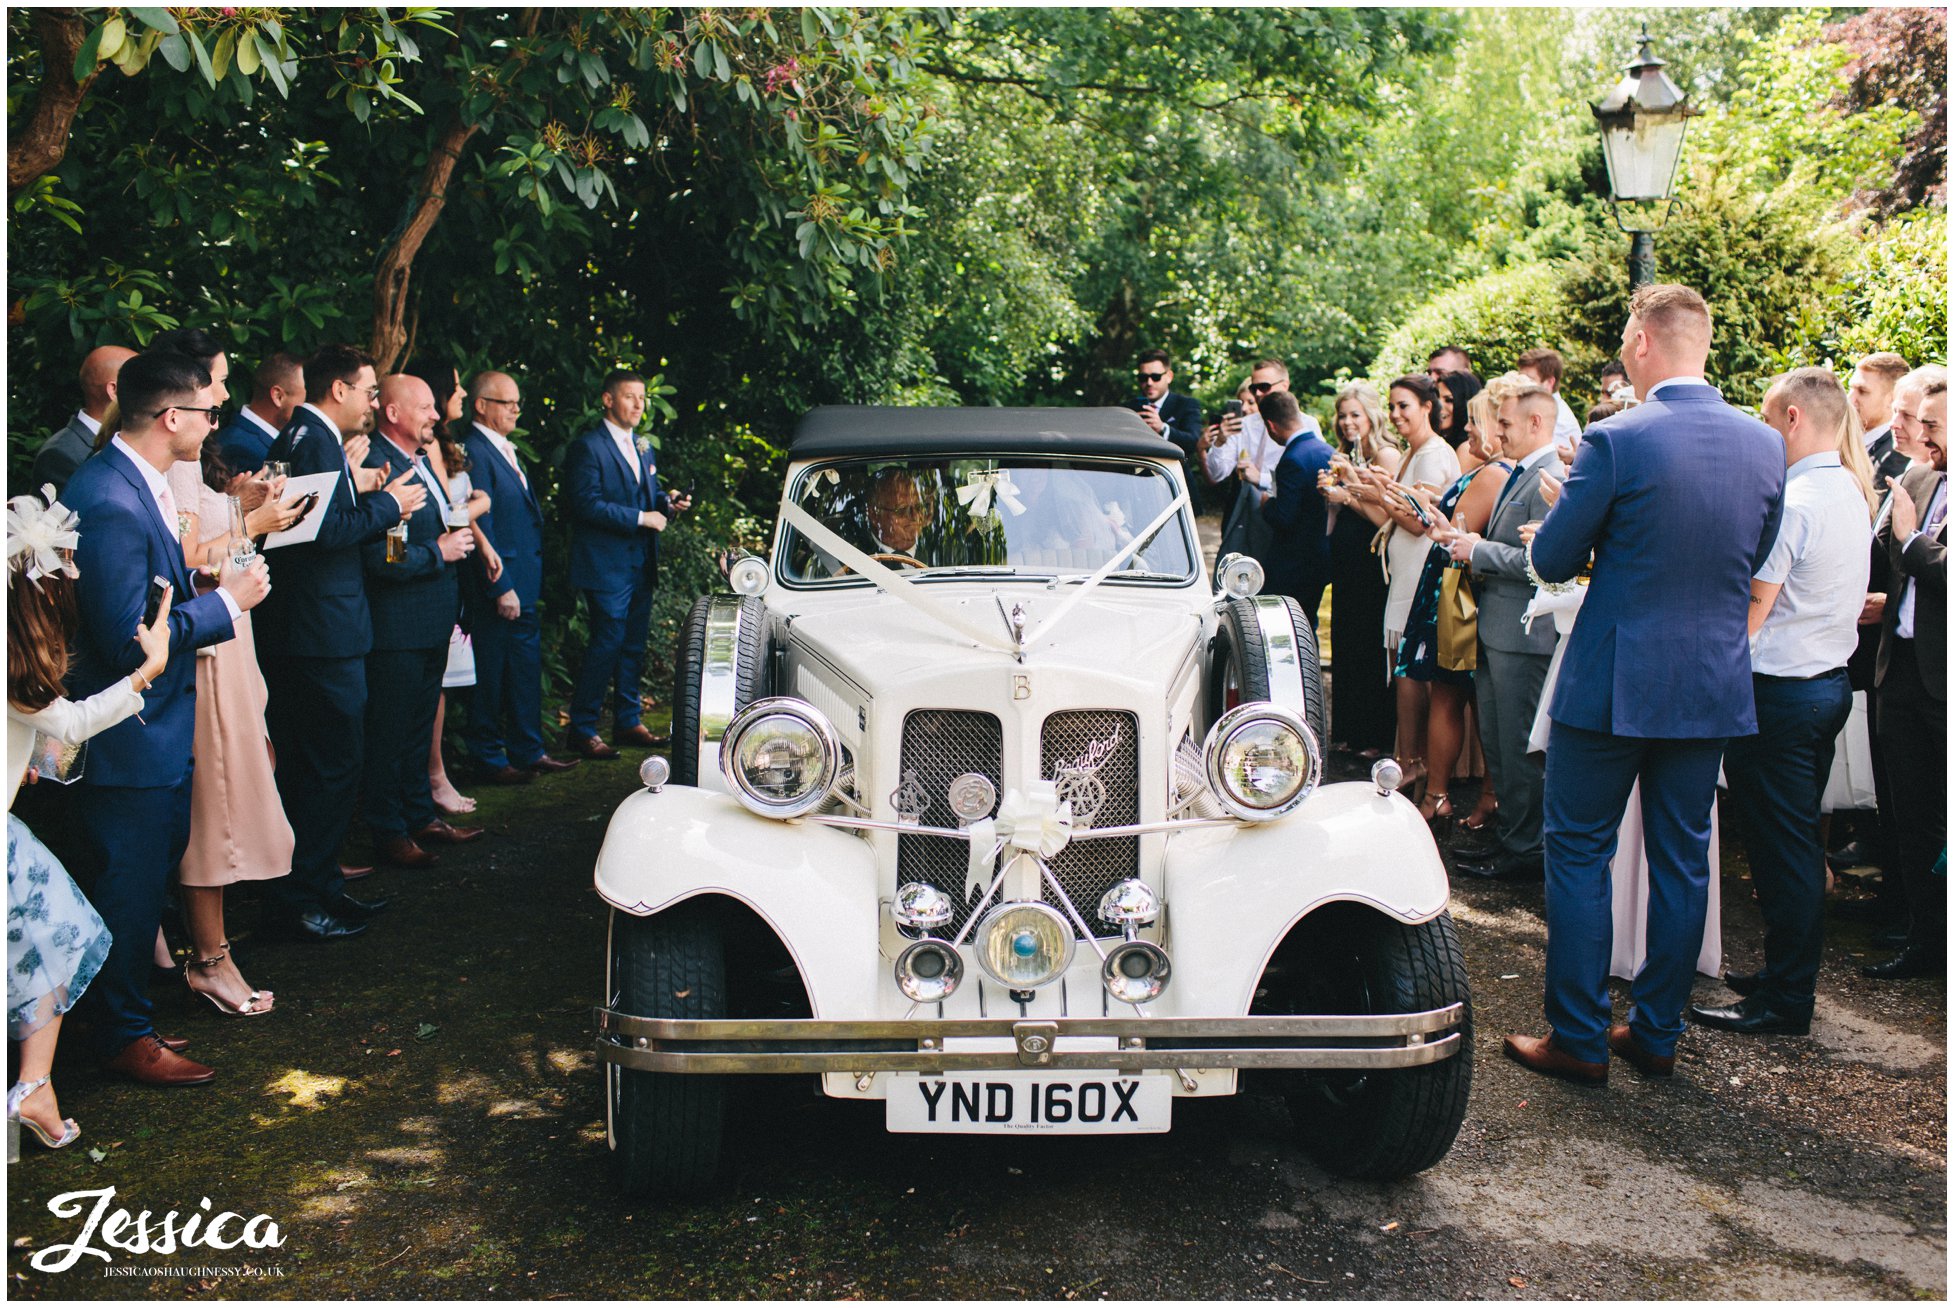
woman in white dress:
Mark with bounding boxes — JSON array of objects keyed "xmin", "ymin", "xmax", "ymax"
[
  {"xmin": 8, "ymin": 489, "xmax": 172, "ymax": 1151},
  {"xmin": 1341, "ymin": 375, "xmax": 1460, "ymax": 793}
]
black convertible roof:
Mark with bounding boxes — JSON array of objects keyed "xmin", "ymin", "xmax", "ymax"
[{"xmin": 789, "ymin": 405, "xmax": 1182, "ymax": 460}]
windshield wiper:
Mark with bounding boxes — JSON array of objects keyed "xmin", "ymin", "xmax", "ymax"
[
  {"xmin": 1055, "ymin": 570, "xmax": 1188, "ymax": 584},
  {"xmin": 915, "ymin": 566, "xmax": 1051, "ymax": 579}
]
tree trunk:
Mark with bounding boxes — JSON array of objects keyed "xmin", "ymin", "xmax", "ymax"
[
  {"xmin": 9, "ymin": 9, "xmax": 103, "ymax": 199},
  {"xmin": 369, "ymin": 115, "xmax": 481, "ymax": 371}
]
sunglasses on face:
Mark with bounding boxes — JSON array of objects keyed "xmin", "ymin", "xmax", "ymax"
[
  {"xmin": 1249, "ymin": 382, "xmax": 1276, "ymax": 396},
  {"xmin": 1136, "ymin": 371, "xmax": 1166, "ymax": 383},
  {"xmin": 157, "ymin": 404, "xmax": 224, "ymax": 425}
]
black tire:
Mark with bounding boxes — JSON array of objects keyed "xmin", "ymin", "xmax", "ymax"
[
  {"xmin": 1208, "ymin": 594, "xmax": 1327, "ymax": 745},
  {"xmin": 1266, "ymin": 908, "xmax": 1472, "ymax": 1179},
  {"xmin": 670, "ymin": 595, "xmax": 770, "ymax": 786},
  {"xmin": 608, "ymin": 905, "xmax": 727, "ymax": 1198}
]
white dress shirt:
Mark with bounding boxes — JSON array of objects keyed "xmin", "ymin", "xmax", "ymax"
[
  {"xmin": 75, "ymin": 409, "xmax": 102, "ymax": 438},
  {"xmin": 1552, "ymin": 393, "xmax": 1581, "ymax": 447},
  {"xmin": 1896, "ymin": 477, "xmax": 1946, "ymax": 640},
  {"xmin": 237, "ymin": 406, "xmax": 280, "ymax": 442},
  {"xmin": 111, "ymin": 435, "xmax": 242, "ymax": 622},
  {"xmin": 1750, "ymin": 452, "xmax": 1872, "ymax": 677},
  {"xmin": 1202, "ymin": 409, "xmax": 1322, "ymax": 490},
  {"xmin": 604, "ymin": 418, "xmax": 642, "ymax": 483},
  {"xmin": 1643, "ymin": 375, "xmax": 1715, "ymax": 401}
]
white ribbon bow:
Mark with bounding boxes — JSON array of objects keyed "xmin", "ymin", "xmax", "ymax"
[
  {"xmin": 6, "ymin": 485, "xmax": 80, "ymax": 590},
  {"xmin": 801, "ymin": 468, "xmax": 841, "ymax": 501},
  {"xmin": 956, "ymin": 469, "xmax": 1026, "ymax": 523},
  {"xmin": 964, "ymin": 781, "xmax": 1074, "ymax": 901}
]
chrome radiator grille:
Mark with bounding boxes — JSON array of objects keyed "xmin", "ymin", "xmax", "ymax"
[
  {"xmin": 896, "ymin": 711, "xmax": 1002, "ymax": 941},
  {"xmin": 1041, "ymin": 710, "xmax": 1140, "ymax": 937},
  {"xmin": 895, "ymin": 708, "xmax": 1140, "ymax": 941}
]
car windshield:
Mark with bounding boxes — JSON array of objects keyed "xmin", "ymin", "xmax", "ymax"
[{"xmin": 780, "ymin": 457, "xmax": 1196, "ymax": 584}]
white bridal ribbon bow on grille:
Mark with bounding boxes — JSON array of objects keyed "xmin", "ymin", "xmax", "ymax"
[
  {"xmin": 965, "ymin": 781, "xmax": 1074, "ymax": 902},
  {"xmin": 956, "ymin": 469, "xmax": 1026, "ymax": 523}
]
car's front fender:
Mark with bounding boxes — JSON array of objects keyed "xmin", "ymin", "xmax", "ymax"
[
  {"xmin": 1162, "ymin": 780, "xmax": 1450, "ymax": 1014},
  {"xmin": 594, "ymin": 785, "xmax": 878, "ymax": 1018}
]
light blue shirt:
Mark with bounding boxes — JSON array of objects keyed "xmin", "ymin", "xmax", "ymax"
[{"xmin": 1750, "ymin": 452, "xmax": 1871, "ymax": 677}]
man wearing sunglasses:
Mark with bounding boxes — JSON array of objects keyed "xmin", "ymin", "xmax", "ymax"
[{"xmin": 1129, "ymin": 349, "xmax": 1205, "ymax": 510}]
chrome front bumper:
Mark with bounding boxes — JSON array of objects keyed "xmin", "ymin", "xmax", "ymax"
[{"xmin": 593, "ymin": 1004, "xmax": 1466, "ymax": 1074}]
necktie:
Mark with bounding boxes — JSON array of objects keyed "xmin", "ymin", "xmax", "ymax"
[
  {"xmin": 493, "ymin": 436, "xmax": 528, "ymax": 490},
  {"xmin": 157, "ymin": 477, "xmax": 180, "ymax": 540}
]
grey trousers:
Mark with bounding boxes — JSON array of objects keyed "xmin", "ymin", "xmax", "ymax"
[{"xmin": 1477, "ymin": 643, "xmax": 1553, "ymax": 866}]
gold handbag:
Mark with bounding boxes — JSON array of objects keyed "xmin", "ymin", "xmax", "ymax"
[{"xmin": 1436, "ymin": 563, "xmax": 1478, "ymax": 672}]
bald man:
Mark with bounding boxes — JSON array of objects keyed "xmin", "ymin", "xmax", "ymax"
[
  {"xmin": 31, "ymin": 345, "xmax": 136, "ymax": 492},
  {"xmin": 360, "ymin": 374, "xmax": 481, "ymax": 868}
]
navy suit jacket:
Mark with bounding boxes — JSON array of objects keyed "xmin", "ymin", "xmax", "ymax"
[
  {"xmin": 1259, "ymin": 432, "xmax": 1334, "ymax": 597},
  {"xmin": 460, "ymin": 428, "xmax": 545, "ymax": 614},
  {"xmin": 1532, "ymin": 384, "xmax": 1785, "ymax": 739},
  {"xmin": 61, "ymin": 443, "xmax": 237, "ymax": 788},
  {"xmin": 254, "ymin": 406, "xmax": 401, "ymax": 660},
  {"xmin": 361, "ymin": 438, "xmax": 458, "ymax": 651},
  {"xmin": 1129, "ymin": 391, "xmax": 1203, "ymax": 465},
  {"xmin": 216, "ymin": 413, "xmax": 278, "ymax": 475},
  {"xmin": 564, "ymin": 426, "xmax": 671, "ymax": 593}
]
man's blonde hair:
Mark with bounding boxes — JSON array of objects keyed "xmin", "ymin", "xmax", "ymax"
[{"xmin": 1628, "ymin": 283, "xmax": 1713, "ymax": 349}]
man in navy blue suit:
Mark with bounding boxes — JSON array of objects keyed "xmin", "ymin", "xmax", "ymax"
[
  {"xmin": 562, "ymin": 369, "xmax": 691, "ymax": 759},
  {"xmin": 217, "ymin": 351, "xmax": 305, "ymax": 475},
  {"xmin": 258, "ymin": 345, "xmax": 429, "ymax": 941},
  {"xmin": 62, "ymin": 351, "xmax": 271, "ymax": 1084},
  {"xmin": 1256, "ymin": 390, "xmax": 1334, "ymax": 621},
  {"xmin": 459, "ymin": 371, "xmax": 577, "ymax": 783},
  {"xmin": 360, "ymin": 374, "xmax": 483, "ymax": 869},
  {"xmin": 1505, "ymin": 285, "xmax": 1786, "ymax": 1085}
]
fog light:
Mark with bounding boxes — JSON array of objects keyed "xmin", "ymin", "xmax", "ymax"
[
  {"xmin": 639, "ymin": 754, "xmax": 671, "ymax": 792},
  {"xmin": 1102, "ymin": 940, "xmax": 1171, "ymax": 1005},
  {"xmin": 893, "ymin": 882, "xmax": 953, "ymax": 931},
  {"xmin": 1372, "ymin": 757, "xmax": 1403, "ymax": 796},
  {"xmin": 975, "ymin": 901, "xmax": 1074, "ymax": 990},
  {"xmin": 1097, "ymin": 879, "xmax": 1159, "ymax": 927},
  {"xmin": 894, "ymin": 940, "xmax": 963, "ymax": 1003}
]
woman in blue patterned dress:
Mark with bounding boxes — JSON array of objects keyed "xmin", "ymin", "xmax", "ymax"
[
  {"xmin": 1388, "ymin": 388, "xmax": 1513, "ymax": 832},
  {"xmin": 7, "ymin": 488, "xmax": 172, "ymax": 1153}
]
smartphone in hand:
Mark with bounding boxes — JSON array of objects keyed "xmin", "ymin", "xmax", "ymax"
[{"xmin": 143, "ymin": 574, "xmax": 170, "ymax": 626}]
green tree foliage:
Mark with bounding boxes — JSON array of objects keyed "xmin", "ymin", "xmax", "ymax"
[
  {"xmin": 1368, "ymin": 262, "xmax": 1586, "ymax": 387},
  {"xmin": 1833, "ymin": 213, "xmax": 1950, "ymax": 366}
]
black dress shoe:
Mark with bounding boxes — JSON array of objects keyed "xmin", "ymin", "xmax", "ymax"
[
  {"xmin": 278, "ymin": 909, "xmax": 369, "ymax": 943},
  {"xmin": 332, "ymin": 891, "xmax": 389, "ymax": 919},
  {"xmin": 1449, "ymin": 834, "xmax": 1500, "ymax": 862},
  {"xmin": 1454, "ymin": 856, "xmax": 1542, "ymax": 882},
  {"xmin": 1688, "ymin": 995, "xmax": 1811, "ymax": 1035},
  {"xmin": 1721, "ymin": 970, "xmax": 1762, "ymax": 997},
  {"xmin": 1825, "ymin": 839, "xmax": 1881, "ymax": 873},
  {"xmin": 1861, "ymin": 949, "xmax": 1945, "ymax": 980},
  {"xmin": 1452, "ymin": 857, "xmax": 1504, "ymax": 880}
]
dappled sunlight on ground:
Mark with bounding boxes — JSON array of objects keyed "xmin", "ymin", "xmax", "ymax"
[{"xmin": 261, "ymin": 1069, "xmax": 350, "ymax": 1111}]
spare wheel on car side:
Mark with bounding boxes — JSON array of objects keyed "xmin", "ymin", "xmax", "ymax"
[
  {"xmin": 1207, "ymin": 594, "xmax": 1327, "ymax": 745},
  {"xmin": 671, "ymin": 594, "xmax": 771, "ymax": 787}
]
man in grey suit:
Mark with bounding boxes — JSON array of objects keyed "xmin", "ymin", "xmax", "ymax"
[
  {"xmin": 1442, "ymin": 381, "xmax": 1564, "ymax": 880},
  {"xmin": 30, "ymin": 345, "xmax": 135, "ymax": 493}
]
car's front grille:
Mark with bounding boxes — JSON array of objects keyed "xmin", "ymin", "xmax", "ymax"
[{"xmin": 895, "ymin": 708, "xmax": 1139, "ymax": 941}]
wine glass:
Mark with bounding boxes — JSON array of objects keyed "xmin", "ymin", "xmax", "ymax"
[{"xmin": 446, "ymin": 470, "xmax": 473, "ymax": 528}]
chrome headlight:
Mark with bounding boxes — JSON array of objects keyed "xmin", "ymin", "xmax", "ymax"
[
  {"xmin": 728, "ymin": 555, "xmax": 771, "ymax": 596},
  {"xmin": 719, "ymin": 697, "xmax": 840, "ymax": 819},
  {"xmin": 1214, "ymin": 551, "xmax": 1265, "ymax": 598},
  {"xmin": 894, "ymin": 939, "xmax": 963, "ymax": 1004},
  {"xmin": 974, "ymin": 901, "xmax": 1075, "ymax": 990},
  {"xmin": 1102, "ymin": 940, "xmax": 1171, "ymax": 1005},
  {"xmin": 1201, "ymin": 702, "xmax": 1321, "ymax": 822}
]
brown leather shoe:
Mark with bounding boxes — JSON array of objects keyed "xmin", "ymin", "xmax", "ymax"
[
  {"xmin": 157, "ymin": 1034, "xmax": 191, "ymax": 1054},
  {"xmin": 614, "ymin": 724, "xmax": 672, "ymax": 749},
  {"xmin": 413, "ymin": 818, "xmax": 484, "ymax": 846},
  {"xmin": 340, "ymin": 863, "xmax": 377, "ymax": 882},
  {"xmin": 377, "ymin": 835, "xmax": 439, "ymax": 869},
  {"xmin": 566, "ymin": 733, "xmax": 621, "ymax": 760},
  {"xmin": 1607, "ymin": 1024, "xmax": 1675, "ymax": 1078},
  {"xmin": 1502, "ymin": 1032, "xmax": 1607, "ymax": 1085},
  {"xmin": 104, "ymin": 1033, "xmax": 215, "ymax": 1087},
  {"xmin": 524, "ymin": 753, "xmax": 579, "ymax": 773},
  {"xmin": 477, "ymin": 763, "xmax": 535, "ymax": 786}
]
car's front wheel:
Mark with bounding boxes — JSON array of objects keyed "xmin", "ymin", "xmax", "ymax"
[
  {"xmin": 1260, "ymin": 907, "xmax": 1472, "ymax": 1180},
  {"xmin": 608, "ymin": 905, "xmax": 726, "ymax": 1198}
]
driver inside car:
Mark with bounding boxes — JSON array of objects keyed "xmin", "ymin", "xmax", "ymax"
[{"xmin": 865, "ymin": 467, "xmax": 929, "ymax": 557}]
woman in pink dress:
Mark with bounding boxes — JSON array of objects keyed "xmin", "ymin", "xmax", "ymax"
[{"xmin": 166, "ymin": 450, "xmax": 306, "ymax": 1015}]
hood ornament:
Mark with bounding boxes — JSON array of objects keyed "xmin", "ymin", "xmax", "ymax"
[{"xmin": 891, "ymin": 768, "xmax": 930, "ymax": 825}]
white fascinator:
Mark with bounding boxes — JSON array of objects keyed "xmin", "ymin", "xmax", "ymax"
[{"xmin": 6, "ymin": 485, "xmax": 81, "ymax": 589}]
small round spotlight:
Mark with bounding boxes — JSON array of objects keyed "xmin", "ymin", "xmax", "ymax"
[
  {"xmin": 895, "ymin": 940, "xmax": 963, "ymax": 1004},
  {"xmin": 729, "ymin": 555, "xmax": 771, "ymax": 596},
  {"xmin": 1101, "ymin": 940, "xmax": 1171, "ymax": 1005},
  {"xmin": 1371, "ymin": 757, "xmax": 1404, "ymax": 796},
  {"xmin": 893, "ymin": 882, "xmax": 953, "ymax": 931},
  {"xmin": 1097, "ymin": 878, "xmax": 1160, "ymax": 927},
  {"xmin": 1215, "ymin": 552, "xmax": 1265, "ymax": 598},
  {"xmin": 639, "ymin": 754, "xmax": 671, "ymax": 792}
]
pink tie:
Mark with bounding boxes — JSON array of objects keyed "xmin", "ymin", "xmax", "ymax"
[{"xmin": 158, "ymin": 478, "xmax": 181, "ymax": 539}]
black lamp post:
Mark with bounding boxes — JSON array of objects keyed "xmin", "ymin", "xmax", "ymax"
[{"xmin": 1591, "ymin": 26, "xmax": 1697, "ymax": 289}]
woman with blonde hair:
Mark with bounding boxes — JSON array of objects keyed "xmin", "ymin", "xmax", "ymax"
[
  {"xmin": 1322, "ymin": 381, "xmax": 1401, "ymax": 756},
  {"xmin": 8, "ymin": 489, "xmax": 172, "ymax": 1150}
]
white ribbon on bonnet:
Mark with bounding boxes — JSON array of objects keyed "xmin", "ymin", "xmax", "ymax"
[{"xmin": 964, "ymin": 780, "xmax": 1074, "ymax": 902}]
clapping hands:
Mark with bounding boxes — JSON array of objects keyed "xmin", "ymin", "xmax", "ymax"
[{"xmin": 1537, "ymin": 474, "xmax": 1563, "ymax": 509}]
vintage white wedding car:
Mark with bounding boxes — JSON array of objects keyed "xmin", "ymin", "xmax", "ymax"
[{"xmin": 594, "ymin": 407, "xmax": 1469, "ymax": 1195}]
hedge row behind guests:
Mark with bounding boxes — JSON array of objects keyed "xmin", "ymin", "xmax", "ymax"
[
  {"xmin": 61, "ymin": 352, "xmax": 273, "ymax": 1083},
  {"xmin": 8, "ymin": 495, "xmax": 172, "ymax": 1148}
]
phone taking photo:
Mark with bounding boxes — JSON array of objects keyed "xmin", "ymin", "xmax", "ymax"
[{"xmin": 143, "ymin": 575, "xmax": 169, "ymax": 626}]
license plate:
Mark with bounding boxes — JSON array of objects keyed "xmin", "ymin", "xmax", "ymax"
[{"xmin": 886, "ymin": 1071, "xmax": 1171, "ymax": 1134}]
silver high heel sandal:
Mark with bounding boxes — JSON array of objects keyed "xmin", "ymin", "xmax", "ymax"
[
  {"xmin": 184, "ymin": 944, "xmax": 275, "ymax": 1017},
  {"xmin": 8, "ymin": 1076, "xmax": 80, "ymax": 1158}
]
